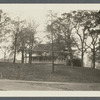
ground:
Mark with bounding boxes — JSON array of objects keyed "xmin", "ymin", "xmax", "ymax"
[
  {"xmin": 0, "ymin": 62, "xmax": 100, "ymax": 90},
  {"xmin": 0, "ymin": 79, "xmax": 100, "ymax": 91}
]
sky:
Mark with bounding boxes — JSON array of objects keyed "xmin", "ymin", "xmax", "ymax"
[
  {"xmin": 1, "ymin": 4, "xmax": 100, "ymax": 40},
  {"xmin": 0, "ymin": 4, "xmax": 100, "ymax": 60}
]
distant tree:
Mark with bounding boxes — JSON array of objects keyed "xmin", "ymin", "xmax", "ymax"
[
  {"xmin": 10, "ymin": 18, "xmax": 25, "ymax": 63},
  {"xmin": 0, "ymin": 10, "xmax": 10, "ymax": 28},
  {"xmin": 17, "ymin": 27, "xmax": 29, "ymax": 63},
  {"xmin": 85, "ymin": 11, "xmax": 100, "ymax": 68},
  {"xmin": 72, "ymin": 10, "xmax": 95, "ymax": 67},
  {"xmin": 89, "ymin": 30, "xmax": 100, "ymax": 68},
  {"xmin": 0, "ymin": 34, "xmax": 9, "ymax": 62},
  {"xmin": 25, "ymin": 21, "xmax": 38, "ymax": 64},
  {"xmin": 47, "ymin": 12, "xmax": 76, "ymax": 67},
  {"xmin": 0, "ymin": 10, "xmax": 10, "ymax": 62},
  {"xmin": 46, "ymin": 10, "xmax": 57, "ymax": 72}
]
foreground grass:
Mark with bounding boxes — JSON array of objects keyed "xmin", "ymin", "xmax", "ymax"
[{"xmin": 0, "ymin": 62, "xmax": 100, "ymax": 83}]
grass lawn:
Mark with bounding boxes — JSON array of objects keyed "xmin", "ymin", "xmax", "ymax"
[{"xmin": 0, "ymin": 62, "xmax": 100, "ymax": 83}]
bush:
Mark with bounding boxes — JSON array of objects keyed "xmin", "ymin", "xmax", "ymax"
[{"xmin": 67, "ymin": 58, "xmax": 81, "ymax": 67}]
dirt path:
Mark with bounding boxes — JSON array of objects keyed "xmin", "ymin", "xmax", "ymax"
[{"xmin": 0, "ymin": 79, "xmax": 100, "ymax": 91}]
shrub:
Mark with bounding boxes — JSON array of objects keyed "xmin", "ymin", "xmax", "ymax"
[{"xmin": 67, "ymin": 58, "xmax": 81, "ymax": 67}]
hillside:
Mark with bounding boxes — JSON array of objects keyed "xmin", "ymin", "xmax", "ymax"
[{"xmin": 0, "ymin": 62, "xmax": 100, "ymax": 83}]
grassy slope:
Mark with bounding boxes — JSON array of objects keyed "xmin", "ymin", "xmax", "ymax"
[{"xmin": 0, "ymin": 62, "xmax": 100, "ymax": 83}]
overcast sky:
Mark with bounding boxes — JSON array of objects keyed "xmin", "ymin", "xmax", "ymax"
[
  {"xmin": 0, "ymin": 4, "xmax": 100, "ymax": 40},
  {"xmin": 0, "ymin": 4, "xmax": 100, "ymax": 59}
]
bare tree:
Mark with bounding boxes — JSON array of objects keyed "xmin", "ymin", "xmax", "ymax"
[
  {"xmin": 86, "ymin": 11, "xmax": 100, "ymax": 68},
  {"xmin": 26, "ymin": 21, "xmax": 38, "ymax": 64},
  {"xmin": 0, "ymin": 10, "xmax": 10, "ymax": 62},
  {"xmin": 0, "ymin": 35, "xmax": 9, "ymax": 62},
  {"xmin": 47, "ymin": 12, "xmax": 76, "ymax": 67},
  {"xmin": 46, "ymin": 10, "xmax": 57, "ymax": 72},
  {"xmin": 17, "ymin": 27, "xmax": 28, "ymax": 63},
  {"xmin": 10, "ymin": 18, "xmax": 25, "ymax": 63},
  {"xmin": 72, "ymin": 10, "xmax": 94, "ymax": 67}
]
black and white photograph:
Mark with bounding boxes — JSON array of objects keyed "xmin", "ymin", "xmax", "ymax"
[{"xmin": 0, "ymin": 4, "xmax": 100, "ymax": 92}]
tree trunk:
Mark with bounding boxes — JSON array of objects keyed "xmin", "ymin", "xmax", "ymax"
[
  {"xmin": 69, "ymin": 48, "xmax": 73, "ymax": 67},
  {"xmin": 81, "ymin": 42, "xmax": 84, "ymax": 67},
  {"xmin": 4, "ymin": 52, "xmax": 6, "ymax": 62},
  {"xmin": 51, "ymin": 30, "xmax": 54, "ymax": 73},
  {"xmin": 81, "ymin": 52, "xmax": 84, "ymax": 67},
  {"xmin": 92, "ymin": 47, "xmax": 96, "ymax": 69},
  {"xmin": 25, "ymin": 52, "xmax": 27, "ymax": 63},
  {"xmin": 67, "ymin": 47, "xmax": 73, "ymax": 67},
  {"xmin": 13, "ymin": 47, "xmax": 16, "ymax": 63},
  {"xmin": 29, "ymin": 51, "xmax": 32, "ymax": 64},
  {"xmin": 67, "ymin": 35, "xmax": 73, "ymax": 67},
  {"xmin": 13, "ymin": 34, "xmax": 17, "ymax": 63},
  {"xmin": 52, "ymin": 51, "xmax": 54, "ymax": 72},
  {"xmin": 21, "ymin": 50, "xmax": 24, "ymax": 63}
]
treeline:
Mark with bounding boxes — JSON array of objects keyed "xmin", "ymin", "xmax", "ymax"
[
  {"xmin": 0, "ymin": 10, "xmax": 100, "ymax": 69},
  {"xmin": 47, "ymin": 10, "xmax": 100, "ymax": 69},
  {"xmin": 0, "ymin": 10, "xmax": 38, "ymax": 64}
]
